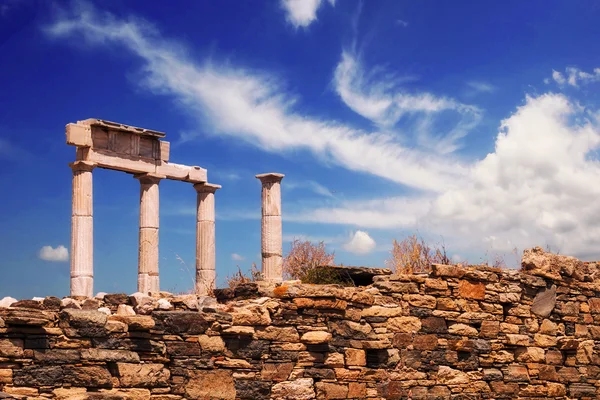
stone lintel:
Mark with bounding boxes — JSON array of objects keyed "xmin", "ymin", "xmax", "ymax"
[
  {"xmin": 69, "ymin": 160, "xmax": 96, "ymax": 172},
  {"xmin": 194, "ymin": 183, "xmax": 222, "ymax": 193},
  {"xmin": 256, "ymin": 172, "xmax": 285, "ymax": 183},
  {"xmin": 76, "ymin": 148, "xmax": 207, "ymax": 183},
  {"xmin": 77, "ymin": 118, "xmax": 166, "ymax": 138}
]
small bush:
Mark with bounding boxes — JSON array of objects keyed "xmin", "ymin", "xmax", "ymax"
[
  {"xmin": 302, "ymin": 266, "xmax": 354, "ymax": 286},
  {"xmin": 283, "ymin": 239, "xmax": 335, "ymax": 282},
  {"xmin": 385, "ymin": 234, "xmax": 450, "ymax": 274},
  {"xmin": 226, "ymin": 262, "xmax": 262, "ymax": 288}
]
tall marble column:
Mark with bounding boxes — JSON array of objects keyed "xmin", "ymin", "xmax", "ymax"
[
  {"xmin": 70, "ymin": 161, "xmax": 96, "ymax": 297},
  {"xmin": 194, "ymin": 183, "xmax": 220, "ymax": 295},
  {"xmin": 256, "ymin": 173, "xmax": 284, "ymax": 282},
  {"xmin": 136, "ymin": 173, "xmax": 163, "ymax": 294}
]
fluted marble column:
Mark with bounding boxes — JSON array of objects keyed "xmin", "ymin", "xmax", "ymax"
[
  {"xmin": 194, "ymin": 183, "xmax": 221, "ymax": 295},
  {"xmin": 136, "ymin": 173, "xmax": 163, "ymax": 294},
  {"xmin": 70, "ymin": 161, "xmax": 96, "ymax": 297},
  {"xmin": 256, "ymin": 173, "xmax": 284, "ymax": 282}
]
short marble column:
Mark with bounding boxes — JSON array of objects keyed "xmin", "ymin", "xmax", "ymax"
[
  {"xmin": 194, "ymin": 183, "xmax": 221, "ymax": 295},
  {"xmin": 256, "ymin": 173, "xmax": 284, "ymax": 282},
  {"xmin": 135, "ymin": 173, "xmax": 164, "ymax": 294},
  {"xmin": 70, "ymin": 161, "xmax": 96, "ymax": 297}
]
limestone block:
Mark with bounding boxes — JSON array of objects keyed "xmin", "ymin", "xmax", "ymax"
[
  {"xmin": 531, "ymin": 285, "xmax": 557, "ymax": 317},
  {"xmin": 271, "ymin": 378, "xmax": 315, "ymax": 400},
  {"xmin": 0, "ymin": 296, "xmax": 17, "ymax": 308},
  {"xmin": 300, "ymin": 331, "xmax": 332, "ymax": 344},
  {"xmin": 182, "ymin": 370, "xmax": 235, "ymax": 399},
  {"xmin": 116, "ymin": 363, "xmax": 170, "ymax": 388}
]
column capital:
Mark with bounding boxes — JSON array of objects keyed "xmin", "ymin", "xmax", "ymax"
[
  {"xmin": 194, "ymin": 182, "xmax": 221, "ymax": 193},
  {"xmin": 256, "ymin": 172, "xmax": 284, "ymax": 184},
  {"xmin": 69, "ymin": 161, "xmax": 96, "ymax": 172},
  {"xmin": 134, "ymin": 172, "xmax": 165, "ymax": 184}
]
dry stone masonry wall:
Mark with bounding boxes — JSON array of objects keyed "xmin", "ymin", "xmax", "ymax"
[{"xmin": 2, "ymin": 247, "xmax": 600, "ymax": 399}]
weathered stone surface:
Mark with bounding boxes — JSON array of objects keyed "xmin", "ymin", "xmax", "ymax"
[
  {"xmin": 110, "ymin": 315, "xmax": 155, "ymax": 330},
  {"xmin": 522, "ymin": 247, "xmax": 584, "ymax": 279},
  {"xmin": 315, "ymin": 382, "xmax": 348, "ymax": 399},
  {"xmin": 345, "ymin": 348, "xmax": 366, "ymax": 366},
  {"xmin": 388, "ymin": 316, "xmax": 421, "ymax": 333},
  {"xmin": 0, "ymin": 339, "xmax": 24, "ymax": 358},
  {"xmin": 271, "ymin": 378, "xmax": 315, "ymax": 400},
  {"xmin": 0, "ymin": 297, "xmax": 17, "ymax": 308},
  {"xmin": 182, "ymin": 370, "xmax": 235, "ymax": 399},
  {"xmin": 3, "ymin": 309, "xmax": 51, "ymax": 325},
  {"xmin": 255, "ymin": 326, "xmax": 299, "ymax": 342},
  {"xmin": 261, "ymin": 362, "xmax": 293, "ymax": 381},
  {"xmin": 153, "ymin": 311, "xmax": 208, "ymax": 334},
  {"xmin": 458, "ymin": 280, "xmax": 486, "ymax": 300},
  {"xmin": 531, "ymin": 285, "xmax": 557, "ymax": 317},
  {"xmin": 448, "ymin": 323, "xmax": 478, "ymax": 336},
  {"xmin": 81, "ymin": 348, "xmax": 140, "ymax": 362},
  {"xmin": 301, "ymin": 331, "xmax": 331, "ymax": 344},
  {"xmin": 117, "ymin": 363, "xmax": 170, "ymax": 387}
]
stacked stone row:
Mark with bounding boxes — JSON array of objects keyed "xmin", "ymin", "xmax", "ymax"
[{"xmin": 1, "ymin": 260, "xmax": 600, "ymax": 399}]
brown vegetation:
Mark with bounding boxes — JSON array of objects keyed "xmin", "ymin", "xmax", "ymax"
[
  {"xmin": 226, "ymin": 262, "xmax": 262, "ymax": 288},
  {"xmin": 385, "ymin": 234, "xmax": 450, "ymax": 274},
  {"xmin": 283, "ymin": 239, "xmax": 335, "ymax": 281}
]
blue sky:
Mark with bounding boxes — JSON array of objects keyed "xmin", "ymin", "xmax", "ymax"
[{"xmin": 2, "ymin": 0, "xmax": 600, "ymax": 298}]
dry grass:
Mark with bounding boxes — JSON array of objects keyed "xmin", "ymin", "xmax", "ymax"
[
  {"xmin": 283, "ymin": 239, "xmax": 335, "ymax": 281},
  {"xmin": 385, "ymin": 234, "xmax": 450, "ymax": 274},
  {"xmin": 226, "ymin": 262, "xmax": 262, "ymax": 288}
]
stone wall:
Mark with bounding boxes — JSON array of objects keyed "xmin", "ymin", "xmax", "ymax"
[{"xmin": 2, "ymin": 248, "xmax": 600, "ymax": 399}]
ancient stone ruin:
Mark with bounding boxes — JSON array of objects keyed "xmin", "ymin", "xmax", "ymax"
[
  {"xmin": 2, "ymin": 248, "xmax": 600, "ymax": 399},
  {"xmin": 2, "ymin": 118, "xmax": 600, "ymax": 399},
  {"xmin": 65, "ymin": 118, "xmax": 284, "ymax": 297}
]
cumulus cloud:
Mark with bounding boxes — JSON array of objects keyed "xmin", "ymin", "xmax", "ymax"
[
  {"xmin": 45, "ymin": 3, "xmax": 468, "ymax": 193},
  {"xmin": 281, "ymin": 0, "xmax": 334, "ymax": 28},
  {"xmin": 231, "ymin": 253, "xmax": 245, "ymax": 261},
  {"xmin": 293, "ymin": 93, "xmax": 600, "ymax": 258},
  {"xmin": 39, "ymin": 245, "xmax": 69, "ymax": 262},
  {"xmin": 551, "ymin": 67, "xmax": 600, "ymax": 87},
  {"xmin": 333, "ymin": 51, "xmax": 482, "ymax": 154},
  {"xmin": 343, "ymin": 231, "xmax": 376, "ymax": 254}
]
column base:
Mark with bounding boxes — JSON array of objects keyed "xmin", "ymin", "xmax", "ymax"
[
  {"xmin": 138, "ymin": 273, "xmax": 159, "ymax": 294},
  {"xmin": 70, "ymin": 276, "xmax": 93, "ymax": 298},
  {"xmin": 196, "ymin": 269, "xmax": 216, "ymax": 296}
]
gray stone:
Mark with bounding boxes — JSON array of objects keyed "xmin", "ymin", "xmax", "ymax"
[{"xmin": 531, "ymin": 285, "xmax": 557, "ymax": 317}]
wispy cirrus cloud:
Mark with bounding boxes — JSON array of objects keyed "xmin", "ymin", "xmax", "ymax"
[
  {"xmin": 286, "ymin": 180, "xmax": 334, "ymax": 197},
  {"xmin": 551, "ymin": 67, "xmax": 600, "ymax": 87},
  {"xmin": 45, "ymin": 2, "xmax": 467, "ymax": 193},
  {"xmin": 466, "ymin": 81, "xmax": 496, "ymax": 95},
  {"xmin": 333, "ymin": 51, "xmax": 482, "ymax": 154},
  {"xmin": 280, "ymin": 0, "xmax": 335, "ymax": 28}
]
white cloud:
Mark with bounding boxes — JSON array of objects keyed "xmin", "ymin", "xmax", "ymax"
[
  {"xmin": 231, "ymin": 253, "xmax": 245, "ymax": 261},
  {"xmin": 396, "ymin": 19, "xmax": 409, "ymax": 28},
  {"xmin": 281, "ymin": 0, "xmax": 334, "ymax": 28},
  {"xmin": 333, "ymin": 51, "xmax": 482, "ymax": 154},
  {"xmin": 45, "ymin": 4, "xmax": 468, "ymax": 193},
  {"xmin": 551, "ymin": 67, "xmax": 600, "ymax": 87},
  {"xmin": 466, "ymin": 81, "xmax": 496, "ymax": 94},
  {"xmin": 343, "ymin": 230, "xmax": 376, "ymax": 254},
  {"xmin": 293, "ymin": 93, "xmax": 600, "ymax": 259},
  {"xmin": 39, "ymin": 245, "xmax": 69, "ymax": 262},
  {"xmin": 286, "ymin": 180, "xmax": 333, "ymax": 197}
]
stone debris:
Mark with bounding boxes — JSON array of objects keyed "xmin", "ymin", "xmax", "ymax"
[{"xmin": 0, "ymin": 248, "xmax": 599, "ymax": 398}]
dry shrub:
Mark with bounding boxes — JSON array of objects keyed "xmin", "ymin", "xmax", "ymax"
[
  {"xmin": 226, "ymin": 262, "xmax": 262, "ymax": 288},
  {"xmin": 283, "ymin": 239, "xmax": 335, "ymax": 281},
  {"xmin": 385, "ymin": 234, "xmax": 450, "ymax": 274}
]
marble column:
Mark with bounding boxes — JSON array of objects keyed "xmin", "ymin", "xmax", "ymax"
[
  {"xmin": 194, "ymin": 183, "xmax": 221, "ymax": 295},
  {"xmin": 70, "ymin": 161, "xmax": 96, "ymax": 297},
  {"xmin": 256, "ymin": 173, "xmax": 284, "ymax": 282},
  {"xmin": 135, "ymin": 173, "xmax": 163, "ymax": 294}
]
